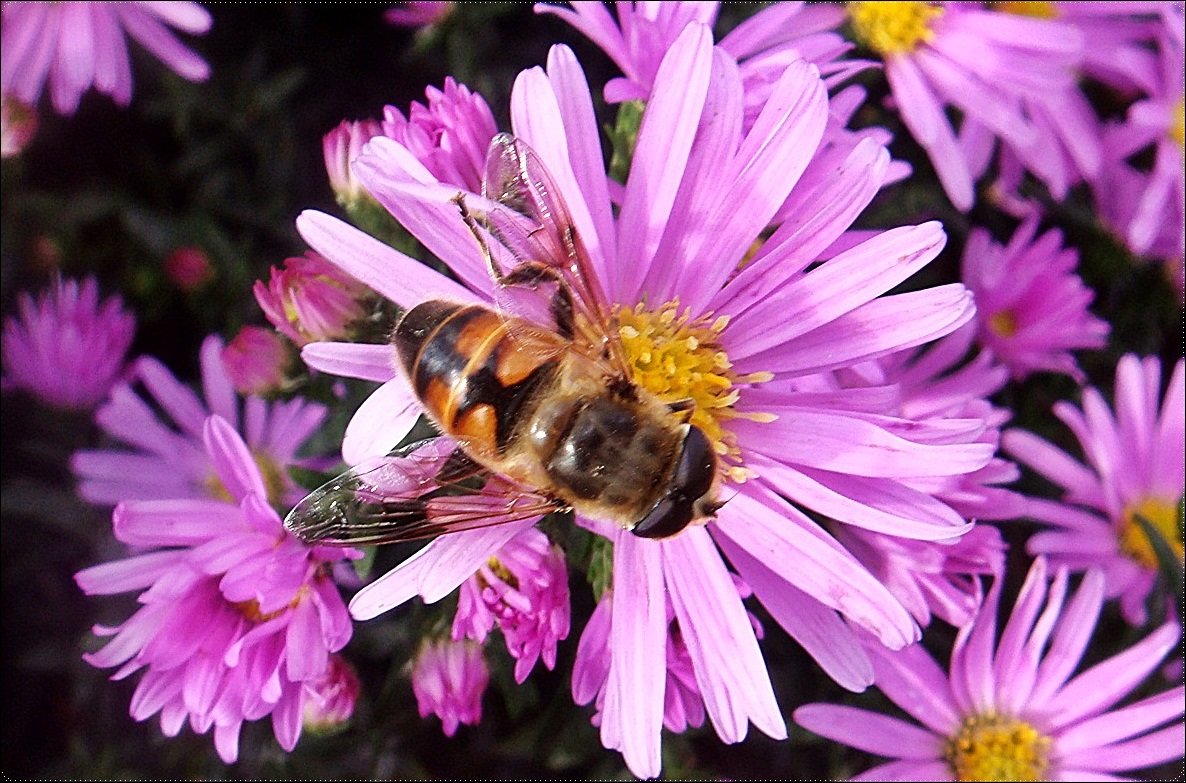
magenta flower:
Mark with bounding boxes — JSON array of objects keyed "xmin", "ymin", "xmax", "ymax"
[
  {"xmin": 74, "ymin": 416, "xmax": 356, "ymax": 764},
  {"xmin": 2, "ymin": 275, "xmax": 135, "ymax": 410},
  {"xmin": 297, "ymin": 29, "xmax": 992, "ymax": 776},
  {"xmin": 411, "ymin": 638, "xmax": 488, "ymax": 737},
  {"xmin": 254, "ymin": 251, "xmax": 371, "ymax": 347},
  {"xmin": 384, "ymin": 1, "xmax": 453, "ymax": 29},
  {"xmin": 378, "ymin": 76, "xmax": 498, "ymax": 193},
  {"xmin": 795, "ymin": 557, "xmax": 1184, "ymax": 781},
  {"xmin": 221, "ymin": 325, "xmax": 294, "ymax": 396},
  {"xmin": 72, "ymin": 334, "xmax": 329, "ymax": 507},
  {"xmin": 1096, "ymin": 10, "xmax": 1185, "ymax": 263},
  {"xmin": 962, "ymin": 217, "xmax": 1109, "ymax": 382},
  {"xmin": 323, "ymin": 118, "xmax": 384, "ymax": 210},
  {"xmin": 1004, "ymin": 355, "xmax": 1185, "ymax": 625},
  {"xmin": 302, "ymin": 654, "xmax": 361, "ymax": 733},
  {"xmin": 452, "ymin": 526, "xmax": 570, "ymax": 684},
  {"xmin": 162, "ymin": 246, "xmax": 214, "ymax": 293},
  {"xmin": 1, "ymin": 93, "xmax": 36, "ymax": 157},
  {"xmin": 1, "ymin": 1, "xmax": 211, "ymax": 115},
  {"xmin": 844, "ymin": 2, "xmax": 1082, "ymax": 211}
]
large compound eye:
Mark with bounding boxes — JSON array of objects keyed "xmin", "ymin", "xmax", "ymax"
[{"xmin": 631, "ymin": 426, "xmax": 717, "ymax": 539}]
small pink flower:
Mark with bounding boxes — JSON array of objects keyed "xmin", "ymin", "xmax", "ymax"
[
  {"xmin": 75, "ymin": 416, "xmax": 356, "ymax": 764},
  {"xmin": 253, "ymin": 251, "xmax": 371, "ymax": 346},
  {"xmin": 221, "ymin": 325, "xmax": 294, "ymax": 396},
  {"xmin": 795, "ymin": 557, "xmax": 1184, "ymax": 781},
  {"xmin": 1004, "ymin": 355, "xmax": 1185, "ymax": 626},
  {"xmin": 384, "ymin": 1, "xmax": 453, "ymax": 29},
  {"xmin": 2, "ymin": 275, "xmax": 135, "ymax": 410},
  {"xmin": 411, "ymin": 638, "xmax": 488, "ymax": 737},
  {"xmin": 72, "ymin": 334, "xmax": 329, "ymax": 507},
  {"xmin": 963, "ymin": 217, "xmax": 1109, "ymax": 382},
  {"xmin": 302, "ymin": 654, "xmax": 360, "ymax": 733},
  {"xmin": 323, "ymin": 118, "xmax": 384, "ymax": 209},
  {"xmin": 1, "ymin": 93, "xmax": 36, "ymax": 157},
  {"xmin": 452, "ymin": 526, "xmax": 570, "ymax": 683},
  {"xmin": 1, "ymin": 2, "xmax": 212, "ymax": 115},
  {"xmin": 163, "ymin": 246, "xmax": 214, "ymax": 293}
]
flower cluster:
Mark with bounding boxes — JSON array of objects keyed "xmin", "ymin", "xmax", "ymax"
[{"xmin": 2, "ymin": 1, "xmax": 1181, "ymax": 779}]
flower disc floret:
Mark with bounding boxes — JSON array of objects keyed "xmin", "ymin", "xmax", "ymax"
[
  {"xmin": 944, "ymin": 712, "xmax": 1051, "ymax": 782},
  {"xmin": 615, "ymin": 300, "xmax": 770, "ymax": 469},
  {"xmin": 1171, "ymin": 98, "xmax": 1185, "ymax": 149},
  {"xmin": 1120, "ymin": 496, "xmax": 1185, "ymax": 569},
  {"xmin": 848, "ymin": 1, "xmax": 944, "ymax": 56}
]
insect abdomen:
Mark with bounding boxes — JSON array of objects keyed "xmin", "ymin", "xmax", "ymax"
[{"xmin": 394, "ymin": 301, "xmax": 562, "ymax": 458}]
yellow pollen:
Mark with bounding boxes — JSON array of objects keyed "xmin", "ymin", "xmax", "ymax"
[
  {"xmin": 995, "ymin": 1, "xmax": 1059, "ymax": 19},
  {"xmin": 483, "ymin": 556, "xmax": 519, "ymax": 589},
  {"xmin": 204, "ymin": 450, "xmax": 289, "ymax": 507},
  {"xmin": 848, "ymin": 1, "xmax": 944, "ymax": 56},
  {"xmin": 988, "ymin": 310, "xmax": 1020, "ymax": 339},
  {"xmin": 1170, "ymin": 98, "xmax": 1185, "ymax": 150},
  {"xmin": 614, "ymin": 299, "xmax": 771, "ymax": 473},
  {"xmin": 233, "ymin": 586, "xmax": 309, "ymax": 623},
  {"xmin": 1119, "ymin": 496, "xmax": 1184, "ymax": 570},
  {"xmin": 944, "ymin": 712, "xmax": 1051, "ymax": 782}
]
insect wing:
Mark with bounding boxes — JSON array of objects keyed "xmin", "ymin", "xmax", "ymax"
[
  {"xmin": 481, "ymin": 134, "xmax": 629, "ymax": 373},
  {"xmin": 283, "ymin": 438, "xmax": 560, "ymax": 546}
]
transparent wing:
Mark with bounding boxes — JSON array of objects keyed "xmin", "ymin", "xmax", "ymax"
[
  {"xmin": 283, "ymin": 438, "xmax": 563, "ymax": 546},
  {"xmin": 475, "ymin": 133, "xmax": 631, "ymax": 377}
]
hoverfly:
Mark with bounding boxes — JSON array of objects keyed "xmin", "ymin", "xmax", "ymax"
[{"xmin": 284, "ymin": 133, "xmax": 722, "ymax": 547}]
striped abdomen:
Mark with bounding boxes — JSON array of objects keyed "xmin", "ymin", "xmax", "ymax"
[{"xmin": 393, "ymin": 301, "xmax": 564, "ymax": 460}]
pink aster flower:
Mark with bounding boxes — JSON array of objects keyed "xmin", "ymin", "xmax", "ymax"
[
  {"xmin": 452, "ymin": 526, "xmax": 570, "ymax": 684},
  {"xmin": 254, "ymin": 251, "xmax": 371, "ymax": 347},
  {"xmin": 72, "ymin": 334, "xmax": 329, "ymax": 507},
  {"xmin": 795, "ymin": 557, "xmax": 1184, "ymax": 781},
  {"xmin": 323, "ymin": 118, "xmax": 384, "ymax": 210},
  {"xmin": 221, "ymin": 325, "xmax": 294, "ymax": 396},
  {"xmin": 1, "ymin": 93, "xmax": 36, "ymax": 157},
  {"xmin": 384, "ymin": 1, "xmax": 453, "ymax": 29},
  {"xmin": 296, "ymin": 29, "xmax": 993, "ymax": 776},
  {"xmin": 845, "ymin": 2, "xmax": 1083, "ymax": 211},
  {"xmin": 74, "ymin": 415, "xmax": 356, "ymax": 764},
  {"xmin": 962, "ymin": 217, "xmax": 1109, "ymax": 382},
  {"xmin": 302, "ymin": 654, "xmax": 360, "ymax": 733},
  {"xmin": 2, "ymin": 275, "xmax": 135, "ymax": 410},
  {"xmin": 411, "ymin": 638, "xmax": 488, "ymax": 737},
  {"xmin": 1, "ymin": 1, "xmax": 211, "ymax": 115},
  {"xmin": 1096, "ymin": 11, "xmax": 1185, "ymax": 263},
  {"xmin": 1004, "ymin": 355, "xmax": 1185, "ymax": 626}
]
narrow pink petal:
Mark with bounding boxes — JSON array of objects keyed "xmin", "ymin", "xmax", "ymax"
[
  {"xmin": 134, "ymin": 355, "xmax": 209, "ymax": 441},
  {"xmin": 213, "ymin": 722, "xmax": 241, "ymax": 764},
  {"xmin": 948, "ymin": 568, "xmax": 1005, "ymax": 717},
  {"xmin": 866, "ymin": 640, "xmax": 962, "ymax": 736},
  {"xmin": 200, "ymin": 335, "xmax": 238, "ymax": 428},
  {"xmin": 115, "ymin": 5, "xmax": 210, "ymax": 81},
  {"xmin": 1003, "ymin": 430, "xmax": 1100, "ymax": 500},
  {"xmin": 1030, "ymin": 570, "xmax": 1105, "ymax": 707},
  {"xmin": 1059, "ymin": 723, "xmax": 1186, "ymax": 772},
  {"xmin": 663, "ymin": 527, "xmax": 785, "ymax": 743},
  {"xmin": 284, "ymin": 599, "xmax": 327, "ymax": 682},
  {"xmin": 1057, "ymin": 687, "xmax": 1186, "ymax": 755},
  {"xmin": 602, "ymin": 531, "xmax": 666, "ymax": 779},
  {"xmin": 717, "ymin": 532, "xmax": 874, "ymax": 692},
  {"xmin": 852, "ymin": 759, "xmax": 953, "ymax": 781},
  {"xmin": 1045, "ymin": 621, "xmax": 1181, "ymax": 729},
  {"xmin": 271, "ymin": 687, "xmax": 304, "ymax": 751},
  {"xmin": 794, "ymin": 704, "xmax": 940, "ymax": 760},
  {"xmin": 75, "ymin": 549, "xmax": 186, "ymax": 595},
  {"xmin": 300, "ymin": 341, "xmax": 395, "ymax": 383},
  {"xmin": 50, "ymin": 3, "xmax": 97, "ymax": 114},
  {"xmin": 737, "ymin": 284, "xmax": 975, "ymax": 376},
  {"xmin": 203, "ymin": 415, "xmax": 267, "ymax": 502},
  {"xmin": 112, "ymin": 498, "xmax": 241, "ymax": 547},
  {"xmin": 137, "ymin": 2, "xmax": 213, "ymax": 34},
  {"xmin": 295, "ymin": 210, "xmax": 477, "ymax": 308},
  {"xmin": 341, "ymin": 377, "xmax": 424, "ymax": 465},
  {"xmin": 713, "ymin": 483, "xmax": 918, "ymax": 649},
  {"xmin": 614, "ymin": 23, "xmax": 713, "ymax": 305},
  {"xmin": 532, "ymin": 2, "xmax": 632, "ymax": 78}
]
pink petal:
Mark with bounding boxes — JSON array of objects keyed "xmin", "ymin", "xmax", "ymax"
[
  {"xmin": 301, "ymin": 341, "xmax": 396, "ymax": 383},
  {"xmin": 341, "ymin": 377, "xmax": 424, "ymax": 465},
  {"xmin": 794, "ymin": 704, "xmax": 940, "ymax": 759},
  {"xmin": 203, "ymin": 415, "xmax": 267, "ymax": 502}
]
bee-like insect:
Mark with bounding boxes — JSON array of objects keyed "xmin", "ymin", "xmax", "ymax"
[{"xmin": 284, "ymin": 133, "xmax": 722, "ymax": 546}]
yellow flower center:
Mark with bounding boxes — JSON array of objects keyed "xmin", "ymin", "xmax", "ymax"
[
  {"xmin": 944, "ymin": 713, "xmax": 1051, "ymax": 782},
  {"xmin": 848, "ymin": 1, "xmax": 944, "ymax": 56},
  {"xmin": 204, "ymin": 450, "xmax": 290, "ymax": 508},
  {"xmin": 1119, "ymin": 496, "xmax": 1184, "ymax": 569},
  {"xmin": 233, "ymin": 586, "xmax": 309, "ymax": 623},
  {"xmin": 614, "ymin": 299, "xmax": 772, "ymax": 483},
  {"xmin": 1170, "ymin": 98, "xmax": 1185, "ymax": 150},
  {"xmin": 995, "ymin": 1, "xmax": 1059, "ymax": 19},
  {"xmin": 483, "ymin": 556, "xmax": 519, "ymax": 589},
  {"xmin": 988, "ymin": 310, "xmax": 1020, "ymax": 339}
]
